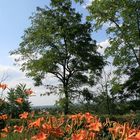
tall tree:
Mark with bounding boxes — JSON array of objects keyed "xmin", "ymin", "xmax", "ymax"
[
  {"xmin": 11, "ymin": 0, "xmax": 104, "ymax": 114},
  {"xmin": 86, "ymin": 0, "xmax": 140, "ymax": 99}
]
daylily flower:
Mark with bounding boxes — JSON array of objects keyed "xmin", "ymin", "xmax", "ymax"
[
  {"xmin": 51, "ymin": 127, "xmax": 64, "ymax": 137},
  {"xmin": 25, "ymin": 89, "xmax": 33, "ymax": 95},
  {"xmin": 87, "ymin": 121, "xmax": 102, "ymax": 132},
  {"xmin": 29, "ymin": 117, "xmax": 44, "ymax": 128},
  {"xmin": 31, "ymin": 132, "xmax": 47, "ymax": 140},
  {"xmin": 127, "ymin": 131, "xmax": 140, "ymax": 140},
  {"xmin": 42, "ymin": 123, "xmax": 52, "ymax": 130},
  {"xmin": 2, "ymin": 127, "xmax": 9, "ymax": 133},
  {"xmin": 0, "ymin": 133, "xmax": 7, "ymax": 138},
  {"xmin": 19, "ymin": 112, "xmax": 29, "ymax": 119},
  {"xmin": 15, "ymin": 98, "xmax": 23, "ymax": 104},
  {"xmin": 65, "ymin": 124, "xmax": 72, "ymax": 132},
  {"xmin": 0, "ymin": 83, "xmax": 7, "ymax": 90},
  {"xmin": 109, "ymin": 123, "xmax": 123, "ymax": 140},
  {"xmin": 84, "ymin": 112, "xmax": 94, "ymax": 123},
  {"xmin": 0, "ymin": 114, "xmax": 8, "ymax": 120},
  {"xmin": 72, "ymin": 130, "xmax": 87, "ymax": 140},
  {"xmin": 14, "ymin": 125, "xmax": 24, "ymax": 133}
]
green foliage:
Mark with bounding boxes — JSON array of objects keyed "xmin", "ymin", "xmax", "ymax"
[
  {"xmin": 6, "ymin": 84, "xmax": 31, "ymax": 118},
  {"xmin": 122, "ymin": 68, "xmax": 140, "ymax": 99},
  {"xmin": 0, "ymin": 100, "xmax": 8, "ymax": 129},
  {"xmin": 74, "ymin": 0, "xmax": 83, "ymax": 4},
  {"xmin": 0, "ymin": 99, "xmax": 9, "ymax": 114},
  {"xmin": 6, "ymin": 119, "xmax": 23, "ymax": 127},
  {"xmin": 10, "ymin": 0, "xmax": 105, "ymax": 114},
  {"xmin": 0, "ymin": 120, "xmax": 6, "ymax": 130},
  {"xmin": 87, "ymin": 0, "xmax": 140, "ymax": 104},
  {"xmin": 100, "ymin": 113, "xmax": 140, "ymax": 126},
  {"xmin": 87, "ymin": 0, "xmax": 140, "ymax": 70},
  {"xmin": 1, "ymin": 132, "xmax": 34, "ymax": 140}
]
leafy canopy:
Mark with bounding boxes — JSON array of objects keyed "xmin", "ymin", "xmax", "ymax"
[
  {"xmin": 11, "ymin": 0, "xmax": 105, "ymax": 113},
  {"xmin": 87, "ymin": 0, "xmax": 140, "ymax": 74},
  {"xmin": 87, "ymin": 0, "xmax": 140, "ymax": 99}
]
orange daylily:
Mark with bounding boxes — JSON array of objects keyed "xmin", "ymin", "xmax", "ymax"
[
  {"xmin": 14, "ymin": 125, "xmax": 24, "ymax": 133},
  {"xmin": 65, "ymin": 124, "xmax": 72, "ymax": 132},
  {"xmin": 87, "ymin": 121, "xmax": 102, "ymax": 132},
  {"xmin": 42, "ymin": 123, "xmax": 52, "ymax": 130},
  {"xmin": 0, "ymin": 114, "xmax": 8, "ymax": 120},
  {"xmin": 15, "ymin": 98, "xmax": 23, "ymax": 104},
  {"xmin": 25, "ymin": 89, "xmax": 33, "ymax": 95},
  {"xmin": 31, "ymin": 132, "xmax": 47, "ymax": 140},
  {"xmin": 2, "ymin": 127, "xmax": 9, "ymax": 133},
  {"xmin": 19, "ymin": 112, "xmax": 29, "ymax": 119},
  {"xmin": 69, "ymin": 113, "xmax": 83, "ymax": 121},
  {"xmin": 0, "ymin": 111, "xmax": 139, "ymax": 140},
  {"xmin": 89, "ymin": 132, "xmax": 96, "ymax": 139},
  {"xmin": 0, "ymin": 133, "xmax": 7, "ymax": 138},
  {"xmin": 127, "ymin": 137, "xmax": 140, "ymax": 140},
  {"xmin": 51, "ymin": 127, "xmax": 64, "ymax": 137},
  {"xmin": 109, "ymin": 123, "xmax": 123, "ymax": 140},
  {"xmin": 127, "ymin": 131, "xmax": 140, "ymax": 140},
  {"xmin": 72, "ymin": 130, "xmax": 87, "ymax": 140},
  {"xmin": 84, "ymin": 112, "xmax": 94, "ymax": 123},
  {"xmin": 108, "ymin": 122, "xmax": 139, "ymax": 140},
  {"xmin": 136, "ymin": 132, "xmax": 140, "ymax": 139},
  {"xmin": 29, "ymin": 117, "xmax": 44, "ymax": 128},
  {"xmin": 42, "ymin": 122, "xmax": 64, "ymax": 137},
  {"xmin": 0, "ymin": 83, "xmax": 7, "ymax": 90}
]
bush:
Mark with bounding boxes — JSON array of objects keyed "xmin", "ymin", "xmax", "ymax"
[
  {"xmin": 6, "ymin": 84, "xmax": 31, "ymax": 118},
  {"xmin": 0, "ymin": 99, "xmax": 9, "ymax": 114},
  {"xmin": 6, "ymin": 119, "xmax": 24, "ymax": 127}
]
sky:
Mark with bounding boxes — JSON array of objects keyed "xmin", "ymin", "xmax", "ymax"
[{"xmin": 0, "ymin": 0, "xmax": 108, "ymax": 106}]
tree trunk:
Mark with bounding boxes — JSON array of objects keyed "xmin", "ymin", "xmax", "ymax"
[
  {"xmin": 136, "ymin": 7, "xmax": 140, "ymax": 66},
  {"xmin": 106, "ymin": 83, "xmax": 111, "ymax": 115},
  {"xmin": 64, "ymin": 85, "xmax": 69, "ymax": 115}
]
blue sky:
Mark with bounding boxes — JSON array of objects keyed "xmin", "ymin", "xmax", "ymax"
[
  {"xmin": 0, "ymin": 0, "xmax": 108, "ymax": 106},
  {"xmin": 0, "ymin": 0, "xmax": 50, "ymax": 65}
]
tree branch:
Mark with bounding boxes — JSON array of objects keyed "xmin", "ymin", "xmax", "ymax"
[
  {"xmin": 51, "ymin": 71, "xmax": 64, "ymax": 83},
  {"xmin": 109, "ymin": 18, "xmax": 140, "ymax": 67}
]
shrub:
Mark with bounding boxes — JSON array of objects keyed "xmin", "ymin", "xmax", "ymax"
[{"xmin": 6, "ymin": 84, "xmax": 31, "ymax": 118}]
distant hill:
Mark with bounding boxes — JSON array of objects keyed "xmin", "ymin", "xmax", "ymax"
[{"xmin": 31, "ymin": 105, "xmax": 55, "ymax": 109}]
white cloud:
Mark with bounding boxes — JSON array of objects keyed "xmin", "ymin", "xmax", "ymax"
[
  {"xmin": 0, "ymin": 64, "xmax": 58, "ymax": 106},
  {"xmin": 8, "ymin": 54, "xmax": 25, "ymax": 66},
  {"xmin": 0, "ymin": 64, "xmax": 19, "ymax": 74},
  {"xmin": 82, "ymin": 0, "xmax": 93, "ymax": 8},
  {"xmin": 102, "ymin": 22, "xmax": 122, "ymax": 29},
  {"xmin": 8, "ymin": 54, "xmax": 21, "ymax": 60},
  {"xmin": 0, "ymin": 64, "xmax": 21, "ymax": 81},
  {"xmin": 97, "ymin": 39, "xmax": 110, "ymax": 55}
]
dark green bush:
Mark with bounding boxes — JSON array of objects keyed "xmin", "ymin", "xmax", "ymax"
[
  {"xmin": 0, "ymin": 120, "xmax": 6, "ymax": 129},
  {"xmin": 6, "ymin": 119, "xmax": 24, "ymax": 127},
  {"xmin": 0, "ymin": 99, "xmax": 9, "ymax": 114}
]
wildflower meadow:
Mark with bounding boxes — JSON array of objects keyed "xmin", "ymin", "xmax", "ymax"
[{"xmin": 0, "ymin": 84, "xmax": 140, "ymax": 140}]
